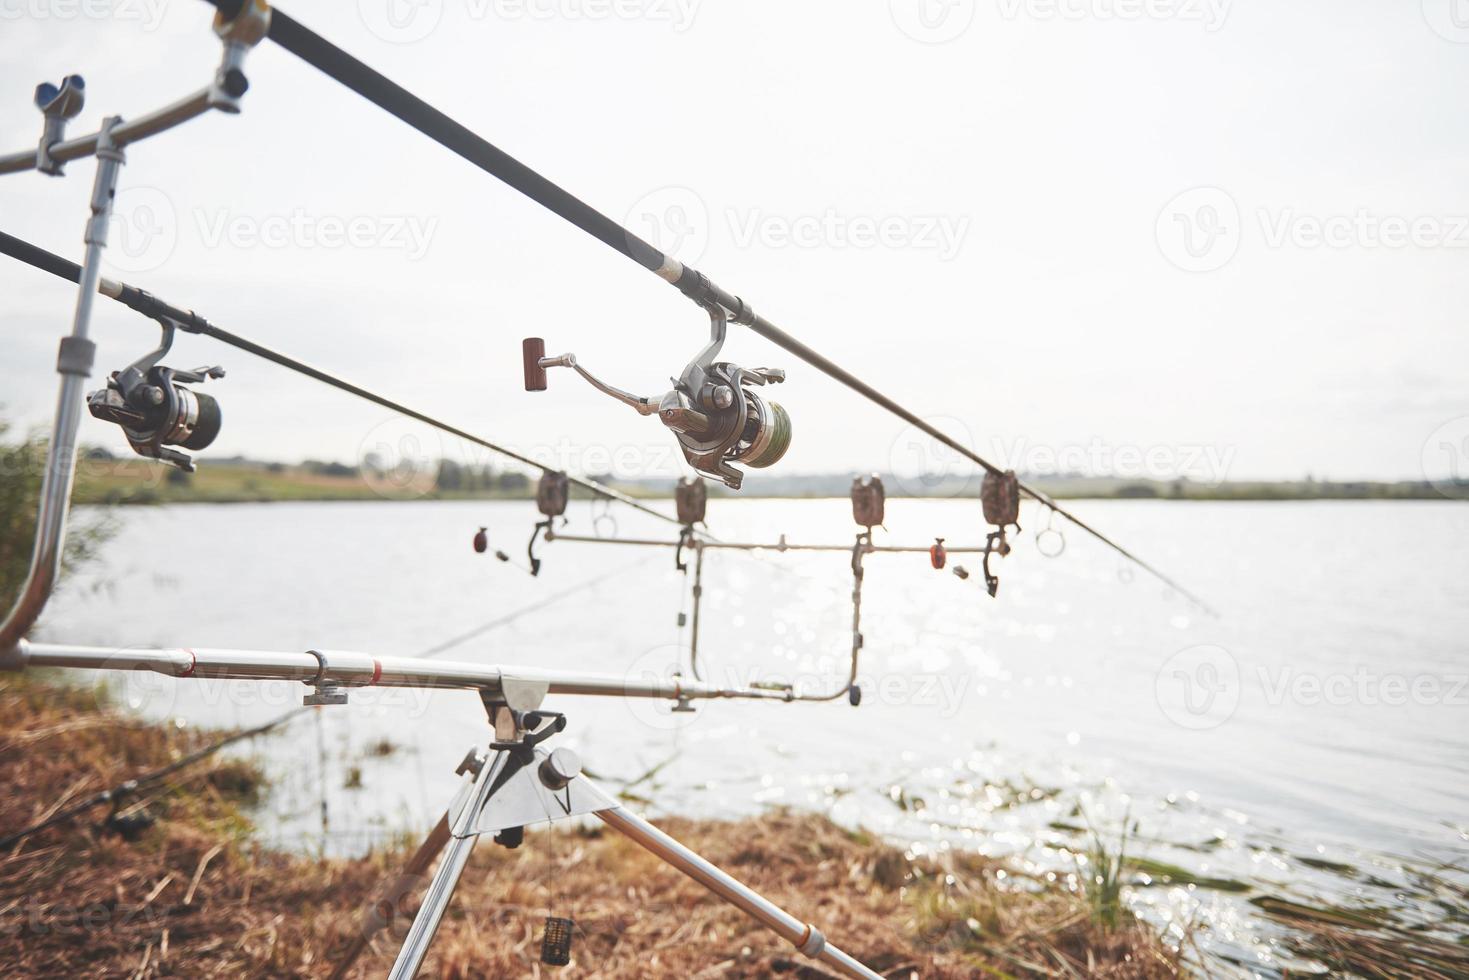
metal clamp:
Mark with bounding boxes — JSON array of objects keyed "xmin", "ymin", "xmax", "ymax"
[
  {"xmin": 303, "ymin": 649, "xmax": 348, "ymax": 705},
  {"xmin": 34, "ymin": 75, "xmax": 85, "ymax": 175}
]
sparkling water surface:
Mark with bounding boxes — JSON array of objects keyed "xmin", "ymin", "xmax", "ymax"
[{"xmin": 39, "ymin": 498, "xmax": 1469, "ymax": 974}]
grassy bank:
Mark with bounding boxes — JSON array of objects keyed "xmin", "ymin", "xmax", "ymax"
[
  {"xmin": 69, "ymin": 456, "xmax": 1460, "ymax": 506},
  {"xmin": 0, "ymin": 675, "xmax": 1183, "ymax": 978}
]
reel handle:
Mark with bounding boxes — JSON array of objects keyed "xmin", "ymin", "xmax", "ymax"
[{"xmin": 523, "ymin": 337, "xmax": 548, "ymax": 391}]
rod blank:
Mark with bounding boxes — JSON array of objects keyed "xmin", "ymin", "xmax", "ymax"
[
  {"xmin": 0, "ymin": 229, "xmax": 687, "ymax": 530},
  {"xmin": 199, "ymin": 0, "xmax": 1213, "ymax": 614}
]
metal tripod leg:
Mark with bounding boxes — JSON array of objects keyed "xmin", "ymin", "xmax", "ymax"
[
  {"xmin": 377, "ymin": 721, "xmax": 884, "ymax": 980},
  {"xmin": 388, "ymin": 749, "xmax": 512, "ymax": 980},
  {"xmin": 329, "ymin": 812, "xmax": 452, "ymax": 980},
  {"xmin": 596, "ymin": 806, "xmax": 884, "ymax": 980}
]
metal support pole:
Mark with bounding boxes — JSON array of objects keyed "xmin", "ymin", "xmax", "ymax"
[
  {"xmin": 597, "ymin": 806, "xmax": 883, "ymax": 980},
  {"xmin": 388, "ymin": 751, "xmax": 511, "ymax": 979},
  {"xmin": 0, "ymin": 119, "xmax": 122, "ymax": 663},
  {"xmin": 688, "ymin": 541, "xmax": 705, "ymax": 680}
]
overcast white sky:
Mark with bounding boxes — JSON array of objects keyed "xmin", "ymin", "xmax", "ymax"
[{"xmin": 2, "ymin": 0, "xmax": 1466, "ymax": 486}]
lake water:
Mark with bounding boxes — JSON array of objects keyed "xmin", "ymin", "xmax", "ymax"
[{"xmin": 37, "ymin": 498, "xmax": 1469, "ymax": 974}]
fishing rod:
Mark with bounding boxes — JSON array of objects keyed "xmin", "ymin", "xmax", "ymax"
[
  {"xmin": 0, "ymin": 229, "xmax": 685, "ymax": 527},
  {"xmin": 196, "ymin": 0, "xmax": 1214, "ymax": 614}
]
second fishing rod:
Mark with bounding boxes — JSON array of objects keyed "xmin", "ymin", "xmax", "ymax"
[{"xmin": 197, "ymin": 0, "xmax": 1213, "ymax": 614}]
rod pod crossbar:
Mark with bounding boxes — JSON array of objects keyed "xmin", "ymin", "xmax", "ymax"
[{"xmin": 541, "ymin": 528, "xmax": 996, "ymax": 706}]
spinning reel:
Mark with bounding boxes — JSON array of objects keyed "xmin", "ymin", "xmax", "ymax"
[
  {"xmin": 86, "ymin": 317, "xmax": 225, "ymax": 472},
  {"xmin": 524, "ymin": 304, "xmax": 791, "ymax": 490}
]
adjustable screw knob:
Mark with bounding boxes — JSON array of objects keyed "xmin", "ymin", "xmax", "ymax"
[{"xmin": 538, "ymin": 747, "xmax": 581, "ymax": 791}]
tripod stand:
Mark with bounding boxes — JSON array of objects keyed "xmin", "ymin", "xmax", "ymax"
[{"xmin": 333, "ymin": 679, "xmax": 884, "ymax": 980}]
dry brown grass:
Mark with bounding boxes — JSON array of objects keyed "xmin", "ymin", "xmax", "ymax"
[{"xmin": 0, "ymin": 675, "xmax": 1182, "ymax": 978}]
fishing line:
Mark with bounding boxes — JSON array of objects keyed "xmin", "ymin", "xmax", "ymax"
[
  {"xmin": 0, "ymin": 229, "xmax": 688, "ymax": 531},
  {"xmin": 194, "ymin": 0, "xmax": 1212, "ymax": 613}
]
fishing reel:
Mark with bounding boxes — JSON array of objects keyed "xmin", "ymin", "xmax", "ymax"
[
  {"xmin": 524, "ymin": 304, "xmax": 791, "ymax": 490},
  {"xmin": 86, "ymin": 317, "xmax": 225, "ymax": 472}
]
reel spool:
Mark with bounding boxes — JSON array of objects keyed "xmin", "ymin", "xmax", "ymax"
[
  {"xmin": 524, "ymin": 304, "xmax": 791, "ymax": 490},
  {"xmin": 86, "ymin": 316, "xmax": 224, "ymax": 472},
  {"xmin": 850, "ymin": 474, "xmax": 885, "ymax": 530}
]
